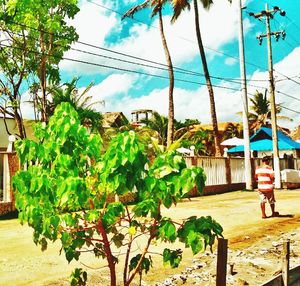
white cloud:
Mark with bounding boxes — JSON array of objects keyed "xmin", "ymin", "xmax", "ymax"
[
  {"xmin": 60, "ymin": 0, "xmax": 252, "ymax": 76},
  {"xmin": 225, "ymin": 57, "xmax": 238, "ymax": 66},
  {"xmin": 81, "ymin": 73, "xmax": 138, "ymax": 109},
  {"xmin": 60, "ymin": 0, "xmax": 119, "ymax": 74}
]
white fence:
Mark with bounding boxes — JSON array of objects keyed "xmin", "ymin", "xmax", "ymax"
[
  {"xmin": 230, "ymin": 158, "xmax": 245, "ymax": 184},
  {"xmin": 2, "ymin": 154, "xmax": 300, "ymax": 214}
]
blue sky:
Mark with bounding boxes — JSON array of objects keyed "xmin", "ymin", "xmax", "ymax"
[{"xmin": 23, "ymin": 0, "xmax": 300, "ymax": 130}]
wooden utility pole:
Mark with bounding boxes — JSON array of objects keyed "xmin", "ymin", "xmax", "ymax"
[
  {"xmin": 249, "ymin": 4, "xmax": 286, "ymax": 189},
  {"xmin": 237, "ymin": 0, "xmax": 252, "ymax": 190}
]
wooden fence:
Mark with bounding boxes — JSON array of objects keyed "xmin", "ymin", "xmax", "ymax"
[{"xmin": 2, "ymin": 153, "xmax": 300, "ymax": 216}]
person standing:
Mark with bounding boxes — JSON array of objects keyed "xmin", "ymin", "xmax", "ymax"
[{"xmin": 255, "ymin": 156, "xmax": 279, "ymax": 219}]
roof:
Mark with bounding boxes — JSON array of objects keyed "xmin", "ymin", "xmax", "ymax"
[
  {"xmin": 228, "ymin": 127, "xmax": 300, "ymax": 153},
  {"xmin": 102, "ymin": 112, "xmax": 128, "ymax": 128},
  {"xmin": 190, "ymin": 122, "xmax": 242, "ymax": 133},
  {"xmin": 221, "ymin": 137, "xmax": 244, "ymax": 146}
]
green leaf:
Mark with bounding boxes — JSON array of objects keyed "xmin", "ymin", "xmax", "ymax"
[
  {"xmin": 129, "ymin": 254, "xmax": 153, "ymax": 274},
  {"xmin": 163, "ymin": 248, "xmax": 182, "ymax": 268},
  {"xmin": 187, "ymin": 231, "xmax": 204, "ymax": 255},
  {"xmin": 158, "ymin": 220, "xmax": 177, "ymax": 242}
]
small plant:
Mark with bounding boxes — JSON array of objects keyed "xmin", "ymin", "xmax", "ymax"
[{"xmin": 13, "ymin": 103, "xmax": 223, "ymax": 286}]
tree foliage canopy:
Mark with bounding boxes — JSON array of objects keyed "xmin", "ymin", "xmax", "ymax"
[{"xmin": 13, "ymin": 94, "xmax": 222, "ymax": 286}]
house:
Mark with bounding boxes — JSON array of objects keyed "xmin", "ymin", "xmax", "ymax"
[
  {"xmin": 0, "ymin": 117, "xmax": 35, "ymax": 151},
  {"xmin": 227, "ymin": 127, "xmax": 300, "ymax": 158},
  {"xmin": 102, "ymin": 112, "xmax": 129, "ymax": 128}
]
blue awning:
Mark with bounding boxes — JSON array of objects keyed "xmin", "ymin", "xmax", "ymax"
[{"xmin": 227, "ymin": 138, "xmax": 300, "ymax": 153}]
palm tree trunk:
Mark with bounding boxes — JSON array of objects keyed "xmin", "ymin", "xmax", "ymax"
[
  {"xmin": 158, "ymin": 9, "xmax": 175, "ymax": 147},
  {"xmin": 193, "ymin": 0, "xmax": 221, "ymax": 156}
]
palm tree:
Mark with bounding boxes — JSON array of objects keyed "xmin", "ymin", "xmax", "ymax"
[
  {"xmin": 122, "ymin": 0, "xmax": 175, "ymax": 147},
  {"xmin": 47, "ymin": 78, "xmax": 103, "ymax": 132},
  {"xmin": 240, "ymin": 90, "xmax": 292, "ymax": 132},
  {"xmin": 170, "ymin": 0, "xmax": 222, "ymax": 156},
  {"xmin": 222, "ymin": 122, "xmax": 243, "ymax": 140},
  {"xmin": 140, "ymin": 111, "xmax": 168, "ymax": 145}
]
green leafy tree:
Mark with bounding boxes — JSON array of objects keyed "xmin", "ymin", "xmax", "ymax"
[
  {"xmin": 13, "ymin": 103, "xmax": 223, "ymax": 286},
  {"xmin": 0, "ymin": 0, "xmax": 79, "ymax": 122},
  {"xmin": 122, "ymin": 0, "xmax": 175, "ymax": 147}
]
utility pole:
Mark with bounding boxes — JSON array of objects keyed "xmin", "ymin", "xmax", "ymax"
[
  {"xmin": 238, "ymin": 0, "xmax": 252, "ymax": 190},
  {"xmin": 249, "ymin": 4, "xmax": 286, "ymax": 189}
]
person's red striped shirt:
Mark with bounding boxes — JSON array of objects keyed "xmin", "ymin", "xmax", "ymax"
[{"xmin": 255, "ymin": 165, "xmax": 274, "ymax": 192}]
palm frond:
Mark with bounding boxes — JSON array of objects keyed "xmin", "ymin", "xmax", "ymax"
[
  {"xmin": 122, "ymin": 0, "xmax": 150, "ymax": 20},
  {"xmin": 199, "ymin": 0, "xmax": 213, "ymax": 10},
  {"xmin": 171, "ymin": 0, "xmax": 190, "ymax": 23}
]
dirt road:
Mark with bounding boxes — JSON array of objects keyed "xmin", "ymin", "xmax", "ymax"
[{"xmin": 0, "ymin": 189, "xmax": 299, "ymax": 285}]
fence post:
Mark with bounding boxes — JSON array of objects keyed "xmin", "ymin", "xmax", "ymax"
[
  {"xmin": 282, "ymin": 239, "xmax": 290, "ymax": 286},
  {"xmin": 216, "ymin": 238, "xmax": 228, "ymax": 286},
  {"xmin": 225, "ymin": 158, "xmax": 231, "ymax": 188}
]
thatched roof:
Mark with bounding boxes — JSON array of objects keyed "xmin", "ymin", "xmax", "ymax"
[{"xmin": 102, "ymin": 112, "xmax": 128, "ymax": 128}]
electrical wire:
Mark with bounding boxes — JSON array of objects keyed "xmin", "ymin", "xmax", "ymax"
[
  {"xmin": 2, "ymin": 42, "xmax": 299, "ymax": 117},
  {"xmin": 276, "ymin": 90, "xmax": 300, "ymax": 102},
  {"xmin": 0, "ymin": 24, "xmax": 274, "ymax": 87},
  {"xmin": 0, "ymin": 42, "xmax": 240, "ymax": 92},
  {"xmin": 2, "ymin": 16, "xmax": 297, "ymax": 90},
  {"xmin": 1, "ymin": 9, "xmax": 300, "ymax": 117}
]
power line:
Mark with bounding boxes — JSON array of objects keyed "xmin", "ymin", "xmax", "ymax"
[
  {"xmin": 2, "ymin": 4, "xmax": 299, "ymax": 88},
  {"xmin": 0, "ymin": 42, "xmax": 240, "ymax": 92},
  {"xmin": 0, "ymin": 23, "xmax": 274, "ymax": 87},
  {"xmin": 272, "ymin": 17, "xmax": 300, "ymax": 48},
  {"xmin": 277, "ymin": 90, "xmax": 300, "ymax": 102},
  {"xmin": 281, "ymin": 105, "xmax": 300, "ymax": 115},
  {"xmin": 2, "ymin": 44, "xmax": 299, "ymax": 119},
  {"xmin": 2, "ymin": 9, "xmax": 300, "ymax": 94},
  {"xmin": 286, "ymin": 15, "xmax": 300, "ymax": 34},
  {"xmin": 245, "ymin": 8, "xmax": 300, "ymax": 86}
]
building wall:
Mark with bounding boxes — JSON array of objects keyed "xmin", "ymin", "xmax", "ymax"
[
  {"xmin": 0, "ymin": 118, "xmax": 35, "ymax": 150},
  {"xmin": 0, "ymin": 118, "xmax": 16, "ymax": 150}
]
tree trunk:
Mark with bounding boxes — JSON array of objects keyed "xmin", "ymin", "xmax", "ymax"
[
  {"xmin": 39, "ymin": 30, "xmax": 48, "ymax": 123},
  {"xmin": 14, "ymin": 109, "xmax": 26, "ymax": 139},
  {"xmin": 158, "ymin": 9, "xmax": 175, "ymax": 148},
  {"xmin": 97, "ymin": 220, "xmax": 117, "ymax": 286},
  {"xmin": 193, "ymin": 0, "xmax": 221, "ymax": 156}
]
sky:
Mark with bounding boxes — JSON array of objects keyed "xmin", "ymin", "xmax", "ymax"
[{"xmin": 21, "ymin": 0, "xmax": 300, "ymax": 131}]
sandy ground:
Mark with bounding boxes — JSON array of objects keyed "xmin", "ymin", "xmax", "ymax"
[{"xmin": 0, "ymin": 189, "xmax": 299, "ymax": 286}]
